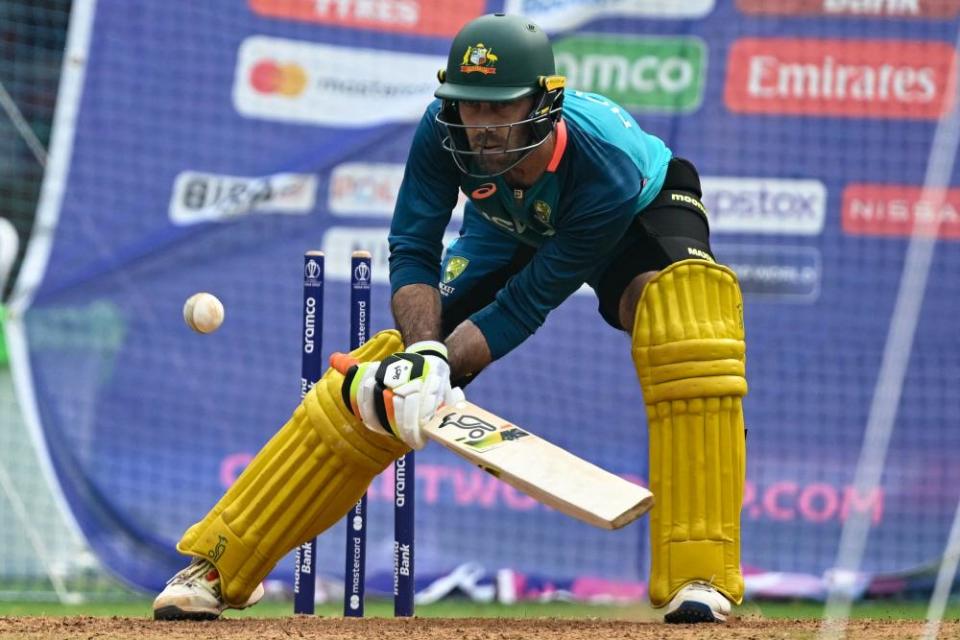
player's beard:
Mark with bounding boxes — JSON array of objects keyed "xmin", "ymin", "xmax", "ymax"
[
  {"xmin": 474, "ymin": 148, "xmax": 524, "ymax": 175},
  {"xmin": 470, "ymin": 124, "xmax": 533, "ymax": 176}
]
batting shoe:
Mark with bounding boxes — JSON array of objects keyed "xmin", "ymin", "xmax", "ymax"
[
  {"xmin": 153, "ymin": 558, "xmax": 264, "ymax": 621},
  {"xmin": 663, "ymin": 581, "xmax": 732, "ymax": 623}
]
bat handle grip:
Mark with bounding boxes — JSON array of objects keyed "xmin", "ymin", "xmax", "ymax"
[{"xmin": 329, "ymin": 352, "xmax": 359, "ymax": 374}]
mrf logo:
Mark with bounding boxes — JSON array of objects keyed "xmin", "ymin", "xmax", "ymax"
[
  {"xmin": 438, "ymin": 411, "xmax": 529, "ymax": 452},
  {"xmin": 461, "ymin": 43, "xmax": 498, "ymax": 74}
]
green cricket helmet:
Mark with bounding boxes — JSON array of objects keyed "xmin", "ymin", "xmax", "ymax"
[{"xmin": 435, "ymin": 13, "xmax": 565, "ymax": 178}]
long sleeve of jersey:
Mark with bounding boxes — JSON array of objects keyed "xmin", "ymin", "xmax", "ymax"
[
  {"xmin": 389, "ymin": 106, "xmax": 461, "ymax": 292},
  {"xmin": 468, "ymin": 108, "xmax": 656, "ymax": 360},
  {"xmin": 471, "ymin": 197, "xmax": 637, "ymax": 359}
]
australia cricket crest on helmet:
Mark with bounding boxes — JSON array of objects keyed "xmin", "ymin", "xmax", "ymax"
[
  {"xmin": 434, "ymin": 13, "xmax": 565, "ymax": 178},
  {"xmin": 461, "ymin": 43, "xmax": 498, "ymax": 75}
]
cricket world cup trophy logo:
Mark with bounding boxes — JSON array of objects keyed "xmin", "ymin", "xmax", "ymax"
[{"xmin": 305, "ymin": 258, "xmax": 322, "ymax": 285}]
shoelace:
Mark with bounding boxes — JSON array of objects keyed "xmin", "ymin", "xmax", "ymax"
[{"xmin": 166, "ymin": 558, "xmax": 214, "ymax": 588}]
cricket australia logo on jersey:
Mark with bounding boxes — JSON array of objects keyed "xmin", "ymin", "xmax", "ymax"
[
  {"xmin": 443, "ymin": 256, "xmax": 469, "ymax": 284},
  {"xmin": 440, "ymin": 256, "xmax": 469, "ymax": 296},
  {"xmin": 461, "ymin": 43, "xmax": 498, "ymax": 75}
]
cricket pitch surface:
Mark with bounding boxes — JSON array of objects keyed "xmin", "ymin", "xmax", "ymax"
[{"xmin": 0, "ymin": 616, "xmax": 953, "ymax": 639}]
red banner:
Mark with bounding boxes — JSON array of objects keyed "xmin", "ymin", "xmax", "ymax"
[
  {"xmin": 737, "ymin": 0, "xmax": 960, "ymax": 18},
  {"xmin": 725, "ymin": 38, "xmax": 957, "ymax": 119},
  {"xmin": 843, "ymin": 184, "xmax": 960, "ymax": 238},
  {"xmin": 249, "ymin": 0, "xmax": 484, "ymax": 37}
]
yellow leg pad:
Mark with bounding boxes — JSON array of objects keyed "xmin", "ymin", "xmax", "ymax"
[
  {"xmin": 177, "ymin": 329, "xmax": 409, "ymax": 606},
  {"xmin": 631, "ymin": 260, "xmax": 747, "ymax": 607}
]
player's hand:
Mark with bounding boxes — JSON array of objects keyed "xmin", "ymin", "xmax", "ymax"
[
  {"xmin": 338, "ymin": 342, "xmax": 462, "ymax": 450},
  {"xmin": 393, "ymin": 341, "xmax": 463, "ymax": 448}
]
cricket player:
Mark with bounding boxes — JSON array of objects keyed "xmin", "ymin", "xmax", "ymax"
[{"xmin": 154, "ymin": 13, "xmax": 746, "ymax": 624}]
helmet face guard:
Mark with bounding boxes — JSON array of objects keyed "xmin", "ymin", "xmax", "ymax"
[
  {"xmin": 436, "ymin": 80, "xmax": 564, "ymax": 179},
  {"xmin": 434, "ymin": 14, "xmax": 563, "ymax": 178}
]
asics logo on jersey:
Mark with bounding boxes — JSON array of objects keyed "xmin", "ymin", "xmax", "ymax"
[{"xmin": 471, "ymin": 183, "xmax": 497, "ymax": 199}]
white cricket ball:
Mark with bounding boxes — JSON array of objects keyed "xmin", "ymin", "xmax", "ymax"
[{"xmin": 183, "ymin": 292, "xmax": 224, "ymax": 334}]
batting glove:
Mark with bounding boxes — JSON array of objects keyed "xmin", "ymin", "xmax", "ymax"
[{"xmin": 339, "ymin": 341, "xmax": 463, "ymax": 450}]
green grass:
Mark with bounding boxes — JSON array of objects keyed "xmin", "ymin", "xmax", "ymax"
[{"xmin": 0, "ymin": 597, "xmax": 957, "ymax": 620}]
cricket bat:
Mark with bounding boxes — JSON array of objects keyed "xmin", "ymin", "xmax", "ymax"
[{"xmin": 331, "ymin": 354, "xmax": 654, "ymax": 530}]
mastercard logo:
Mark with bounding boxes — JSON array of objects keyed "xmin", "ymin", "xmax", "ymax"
[{"xmin": 249, "ymin": 60, "xmax": 307, "ymax": 96}]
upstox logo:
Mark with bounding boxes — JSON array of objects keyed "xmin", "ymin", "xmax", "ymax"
[
  {"xmin": 701, "ymin": 177, "xmax": 826, "ymax": 235},
  {"xmin": 554, "ymin": 36, "xmax": 706, "ymax": 112}
]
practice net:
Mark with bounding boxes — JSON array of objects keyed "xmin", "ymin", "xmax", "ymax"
[{"xmin": 3, "ymin": 0, "xmax": 960, "ymax": 608}]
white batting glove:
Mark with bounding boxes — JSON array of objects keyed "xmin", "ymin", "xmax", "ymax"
[
  {"xmin": 340, "ymin": 342, "xmax": 463, "ymax": 450},
  {"xmin": 391, "ymin": 341, "xmax": 464, "ymax": 449}
]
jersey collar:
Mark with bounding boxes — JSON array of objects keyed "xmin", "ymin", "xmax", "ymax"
[{"xmin": 546, "ymin": 118, "xmax": 568, "ymax": 173}]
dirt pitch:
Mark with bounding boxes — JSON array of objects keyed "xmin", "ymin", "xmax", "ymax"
[{"xmin": 0, "ymin": 616, "xmax": 956, "ymax": 640}]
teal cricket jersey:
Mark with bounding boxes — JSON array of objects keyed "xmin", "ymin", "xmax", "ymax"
[{"xmin": 389, "ymin": 90, "xmax": 672, "ymax": 359}]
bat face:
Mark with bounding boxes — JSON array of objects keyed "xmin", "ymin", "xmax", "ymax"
[
  {"xmin": 434, "ymin": 409, "xmax": 531, "ymax": 453},
  {"xmin": 328, "ymin": 352, "xmax": 653, "ymax": 529},
  {"xmin": 425, "ymin": 401, "xmax": 654, "ymax": 530}
]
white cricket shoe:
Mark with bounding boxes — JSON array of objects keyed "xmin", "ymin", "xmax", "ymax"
[
  {"xmin": 153, "ymin": 558, "xmax": 263, "ymax": 620},
  {"xmin": 663, "ymin": 581, "xmax": 732, "ymax": 623}
]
